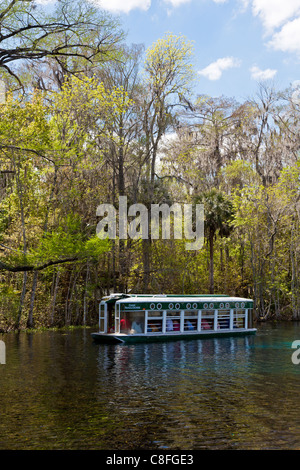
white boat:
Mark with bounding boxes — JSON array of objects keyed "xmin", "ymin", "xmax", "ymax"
[{"xmin": 91, "ymin": 294, "xmax": 256, "ymax": 344}]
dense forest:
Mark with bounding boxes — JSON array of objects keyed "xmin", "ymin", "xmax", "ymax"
[{"xmin": 1, "ymin": 0, "xmax": 300, "ymax": 331}]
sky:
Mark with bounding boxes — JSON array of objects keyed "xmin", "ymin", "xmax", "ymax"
[{"xmin": 39, "ymin": 0, "xmax": 300, "ymax": 103}]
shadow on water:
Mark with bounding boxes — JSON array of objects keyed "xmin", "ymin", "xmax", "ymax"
[{"xmin": 0, "ymin": 322, "xmax": 299, "ymax": 449}]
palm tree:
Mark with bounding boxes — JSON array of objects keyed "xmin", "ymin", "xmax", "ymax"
[{"xmin": 195, "ymin": 189, "xmax": 234, "ymax": 293}]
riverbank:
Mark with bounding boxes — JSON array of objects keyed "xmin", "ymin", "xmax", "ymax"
[{"xmin": 0, "ymin": 317, "xmax": 298, "ymax": 336}]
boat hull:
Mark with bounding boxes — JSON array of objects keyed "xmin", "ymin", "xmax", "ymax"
[{"xmin": 91, "ymin": 328, "xmax": 257, "ymax": 344}]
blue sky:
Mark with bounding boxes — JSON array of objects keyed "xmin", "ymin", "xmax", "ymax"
[
  {"xmin": 40, "ymin": 0, "xmax": 300, "ymax": 103},
  {"xmin": 96, "ymin": 0, "xmax": 300, "ymax": 102}
]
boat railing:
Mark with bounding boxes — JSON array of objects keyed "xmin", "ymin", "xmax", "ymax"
[{"xmin": 116, "ymin": 307, "xmax": 252, "ymax": 335}]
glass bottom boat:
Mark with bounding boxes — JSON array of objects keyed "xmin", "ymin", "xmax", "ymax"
[{"xmin": 91, "ymin": 294, "xmax": 257, "ymax": 344}]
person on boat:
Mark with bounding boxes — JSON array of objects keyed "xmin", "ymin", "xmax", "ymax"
[
  {"xmin": 120, "ymin": 317, "xmax": 131, "ymax": 332},
  {"xmin": 221, "ymin": 318, "xmax": 230, "ymax": 329},
  {"xmin": 166, "ymin": 318, "xmax": 173, "ymax": 331},
  {"xmin": 131, "ymin": 320, "xmax": 143, "ymax": 333},
  {"xmin": 173, "ymin": 320, "xmax": 180, "ymax": 331},
  {"xmin": 151, "ymin": 322, "xmax": 159, "ymax": 332},
  {"xmin": 186, "ymin": 320, "xmax": 195, "ymax": 330},
  {"xmin": 201, "ymin": 319, "xmax": 210, "ymax": 330}
]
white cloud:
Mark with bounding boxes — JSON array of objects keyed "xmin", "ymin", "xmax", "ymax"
[
  {"xmin": 250, "ymin": 65, "xmax": 277, "ymax": 81},
  {"xmin": 247, "ymin": 1, "xmax": 300, "ymax": 55},
  {"xmin": 268, "ymin": 17, "xmax": 300, "ymax": 53},
  {"xmin": 164, "ymin": 0, "xmax": 226, "ymax": 5},
  {"xmin": 95, "ymin": 0, "xmax": 151, "ymax": 14},
  {"xmin": 35, "ymin": 0, "xmax": 227, "ymax": 12},
  {"xmin": 251, "ymin": 0, "xmax": 300, "ymax": 32},
  {"xmin": 239, "ymin": 0, "xmax": 250, "ymax": 7},
  {"xmin": 198, "ymin": 57, "xmax": 241, "ymax": 80},
  {"xmin": 163, "ymin": 0, "xmax": 191, "ymax": 6}
]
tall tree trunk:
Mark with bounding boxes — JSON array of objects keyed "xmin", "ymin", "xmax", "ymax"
[
  {"xmin": 291, "ymin": 224, "xmax": 298, "ymax": 320},
  {"xmin": 27, "ymin": 271, "xmax": 38, "ymax": 328},
  {"xmin": 220, "ymin": 244, "xmax": 224, "ymax": 293},
  {"xmin": 51, "ymin": 269, "xmax": 60, "ymax": 325},
  {"xmin": 66, "ymin": 268, "xmax": 80, "ymax": 325},
  {"xmin": 83, "ymin": 262, "xmax": 90, "ymax": 325},
  {"xmin": 118, "ymin": 239, "xmax": 126, "ymax": 292},
  {"xmin": 65, "ymin": 269, "xmax": 74, "ymax": 326},
  {"xmin": 143, "ymin": 238, "xmax": 151, "ymax": 293},
  {"xmin": 13, "ymin": 156, "xmax": 28, "ymax": 324},
  {"xmin": 16, "ymin": 272, "xmax": 27, "ymax": 329},
  {"xmin": 209, "ymin": 230, "xmax": 214, "ymax": 294}
]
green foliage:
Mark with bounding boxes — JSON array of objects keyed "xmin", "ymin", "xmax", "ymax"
[
  {"xmin": 1, "ymin": 18, "xmax": 300, "ymax": 328},
  {"xmin": 0, "ymin": 0, "xmax": 124, "ymax": 88},
  {"xmin": 220, "ymin": 160, "xmax": 260, "ymax": 192},
  {"xmin": 195, "ymin": 189, "xmax": 234, "ymax": 238},
  {"xmin": 0, "ymin": 91, "xmax": 50, "ymax": 150},
  {"xmin": 32, "ymin": 214, "xmax": 111, "ymax": 264},
  {"xmin": 44, "ymin": 75, "xmax": 133, "ymax": 171},
  {"xmin": 0, "ymin": 284, "xmax": 20, "ymax": 329},
  {"xmin": 84, "ymin": 235, "xmax": 111, "ymax": 258},
  {"xmin": 144, "ymin": 32, "xmax": 196, "ymax": 99}
]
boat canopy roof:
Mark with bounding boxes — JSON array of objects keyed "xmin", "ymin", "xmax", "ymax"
[
  {"xmin": 100, "ymin": 293, "xmax": 131, "ymax": 304},
  {"xmin": 105, "ymin": 294, "xmax": 254, "ymax": 310}
]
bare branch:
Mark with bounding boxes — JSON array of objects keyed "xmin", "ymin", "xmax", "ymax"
[{"xmin": 0, "ymin": 256, "xmax": 81, "ymax": 272}]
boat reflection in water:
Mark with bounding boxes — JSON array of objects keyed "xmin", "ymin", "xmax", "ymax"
[{"xmin": 97, "ymin": 335, "xmax": 254, "ymax": 375}]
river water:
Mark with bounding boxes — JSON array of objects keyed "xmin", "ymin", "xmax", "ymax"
[{"xmin": 0, "ymin": 322, "xmax": 299, "ymax": 450}]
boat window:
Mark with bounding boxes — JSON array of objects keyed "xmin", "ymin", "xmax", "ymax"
[
  {"xmin": 120, "ymin": 310, "xmax": 145, "ymax": 334},
  {"xmin": 99, "ymin": 303, "xmax": 105, "ymax": 332},
  {"xmin": 147, "ymin": 310, "xmax": 163, "ymax": 333},
  {"xmin": 148, "ymin": 310, "xmax": 163, "ymax": 317},
  {"xmin": 217, "ymin": 310, "xmax": 230, "ymax": 329},
  {"xmin": 147, "ymin": 319, "xmax": 163, "ymax": 333},
  {"xmin": 234, "ymin": 309, "xmax": 246, "ymax": 328},
  {"xmin": 166, "ymin": 310, "xmax": 181, "ymax": 317},
  {"xmin": 184, "ymin": 310, "xmax": 198, "ymax": 317},
  {"xmin": 183, "ymin": 310, "xmax": 198, "ymax": 331},
  {"xmin": 165, "ymin": 312, "xmax": 181, "ymax": 332},
  {"xmin": 184, "ymin": 318, "xmax": 197, "ymax": 331},
  {"xmin": 201, "ymin": 310, "xmax": 214, "ymax": 330}
]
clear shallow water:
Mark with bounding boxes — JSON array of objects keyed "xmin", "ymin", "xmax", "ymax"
[{"xmin": 0, "ymin": 322, "xmax": 299, "ymax": 450}]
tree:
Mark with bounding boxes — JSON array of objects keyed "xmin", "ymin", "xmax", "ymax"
[
  {"xmin": 195, "ymin": 189, "xmax": 234, "ymax": 294},
  {"xmin": 96, "ymin": 44, "xmax": 146, "ymax": 291},
  {"xmin": 0, "ymin": 75, "xmax": 129, "ymax": 271},
  {"xmin": 0, "ymin": 77, "xmax": 128, "ymax": 327},
  {"xmin": 0, "ymin": 0, "xmax": 123, "ymax": 89},
  {"xmin": 245, "ymin": 83, "xmax": 282, "ymax": 186},
  {"xmin": 142, "ymin": 33, "xmax": 195, "ymax": 189},
  {"xmin": 138, "ymin": 33, "xmax": 196, "ymax": 291},
  {"xmin": 185, "ymin": 95, "xmax": 244, "ymax": 183}
]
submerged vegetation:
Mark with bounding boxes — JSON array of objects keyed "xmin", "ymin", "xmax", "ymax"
[{"xmin": 1, "ymin": 0, "xmax": 300, "ymax": 331}]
